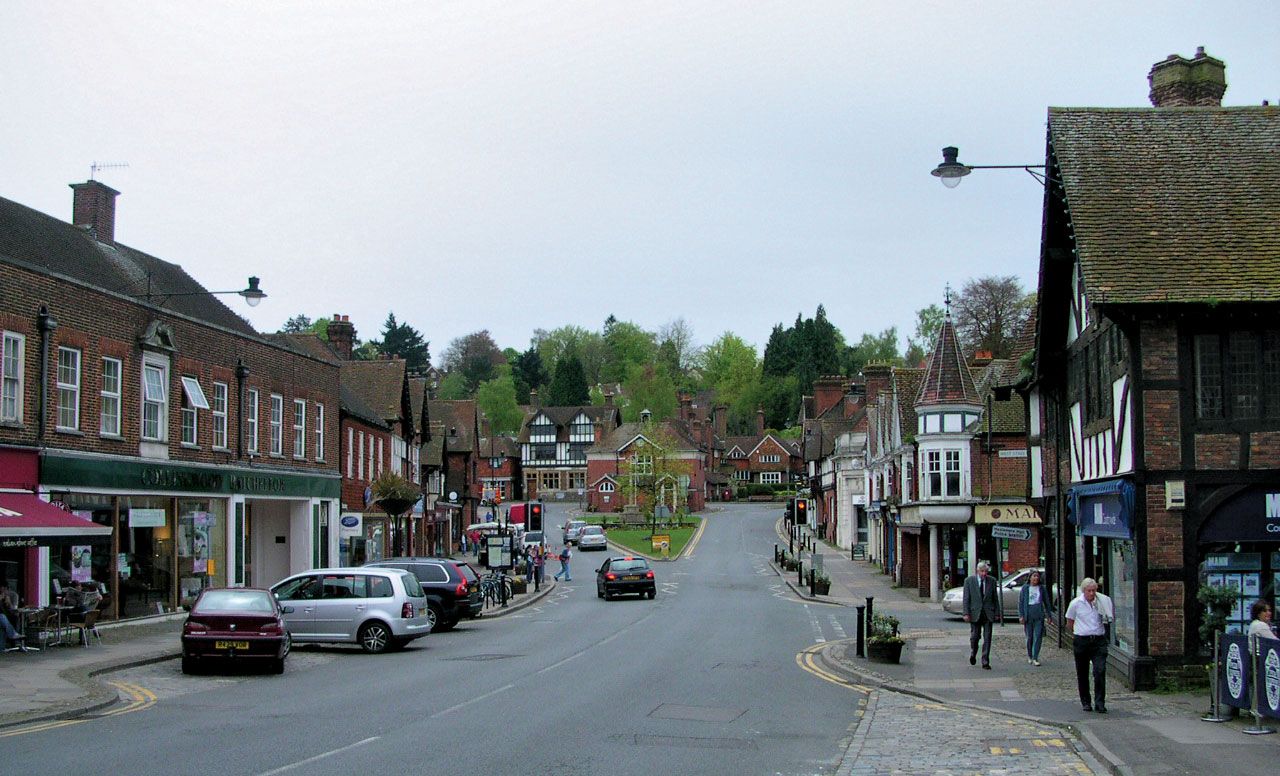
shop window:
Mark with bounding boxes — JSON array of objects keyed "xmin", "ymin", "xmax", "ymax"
[
  {"xmin": 177, "ymin": 499, "xmax": 226, "ymax": 604},
  {"xmin": 100, "ymin": 357, "xmax": 121, "ymax": 436},
  {"xmin": 246, "ymin": 389, "xmax": 259, "ymax": 453},
  {"xmin": 293, "ymin": 399, "xmax": 306, "ymax": 458},
  {"xmin": 56, "ymin": 346, "xmax": 80, "ymax": 430},
  {"xmin": 212, "ymin": 382, "xmax": 228, "ymax": 449},
  {"xmin": 141, "ymin": 362, "xmax": 168, "ymax": 441},
  {"xmin": 0, "ymin": 331, "xmax": 23, "ymax": 423},
  {"xmin": 269, "ymin": 394, "xmax": 283, "ymax": 455}
]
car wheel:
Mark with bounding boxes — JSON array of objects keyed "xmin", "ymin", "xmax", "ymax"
[
  {"xmin": 425, "ymin": 602, "xmax": 442, "ymax": 631},
  {"xmin": 597, "ymin": 587, "xmax": 604, "ymax": 598},
  {"xmin": 647, "ymin": 590, "xmax": 656, "ymax": 600},
  {"xmin": 181, "ymin": 655, "xmax": 197, "ymax": 675},
  {"xmin": 280, "ymin": 632, "xmax": 291, "ymax": 659},
  {"xmin": 271, "ymin": 656, "xmax": 286, "ymax": 675},
  {"xmin": 435, "ymin": 616, "xmax": 458, "ymax": 632},
  {"xmin": 359, "ymin": 621, "xmax": 392, "ymax": 654}
]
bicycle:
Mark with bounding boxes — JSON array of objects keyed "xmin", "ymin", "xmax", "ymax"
[{"xmin": 479, "ymin": 569, "xmax": 513, "ymax": 608}]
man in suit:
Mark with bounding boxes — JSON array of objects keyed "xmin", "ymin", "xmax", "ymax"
[{"xmin": 962, "ymin": 560, "xmax": 1002, "ymax": 669}]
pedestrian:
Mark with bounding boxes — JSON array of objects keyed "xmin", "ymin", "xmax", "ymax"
[
  {"xmin": 461, "ymin": 532, "xmax": 469, "ymax": 555},
  {"xmin": 962, "ymin": 560, "xmax": 1001, "ymax": 669},
  {"xmin": 533, "ymin": 544, "xmax": 546, "ymax": 591},
  {"xmin": 1066, "ymin": 578, "xmax": 1113, "ymax": 713},
  {"xmin": 553, "ymin": 544, "xmax": 572, "ymax": 582},
  {"xmin": 1019, "ymin": 570, "xmax": 1048, "ymax": 666},
  {"xmin": 1248, "ymin": 599, "xmax": 1274, "ymax": 645},
  {"xmin": 525, "ymin": 545, "xmax": 536, "ymax": 586}
]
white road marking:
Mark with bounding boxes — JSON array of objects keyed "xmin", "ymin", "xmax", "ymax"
[
  {"xmin": 255, "ymin": 737, "xmax": 380, "ymax": 776},
  {"xmin": 829, "ymin": 614, "xmax": 846, "ymax": 639},
  {"xmin": 805, "ymin": 604, "xmax": 826, "ymax": 643}
]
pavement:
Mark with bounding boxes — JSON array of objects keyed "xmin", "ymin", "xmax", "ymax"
[
  {"xmin": 0, "ymin": 567, "xmax": 557, "ymax": 731},
  {"xmin": 773, "ymin": 519, "xmax": 1280, "ymax": 775}
]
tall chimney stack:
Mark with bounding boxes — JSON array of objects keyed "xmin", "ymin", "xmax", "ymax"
[
  {"xmin": 70, "ymin": 180, "xmax": 120, "ymax": 244},
  {"xmin": 756, "ymin": 406, "xmax": 765, "ymax": 436},
  {"xmin": 1149, "ymin": 47, "xmax": 1227, "ymax": 107},
  {"xmin": 326, "ymin": 314, "xmax": 356, "ymax": 360}
]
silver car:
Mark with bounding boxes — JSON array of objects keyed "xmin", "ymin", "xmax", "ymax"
[
  {"xmin": 563, "ymin": 520, "xmax": 587, "ymax": 545},
  {"xmin": 577, "ymin": 524, "xmax": 608, "ymax": 551},
  {"xmin": 271, "ymin": 567, "xmax": 431, "ymax": 653},
  {"xmin": 941, "ymin": 567, "xmax": 1045, "ymax": 617}
]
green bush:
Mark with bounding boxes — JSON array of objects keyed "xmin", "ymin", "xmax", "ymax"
[{"xmin": 868, "ymin": 612, "xmax": 903, "ymax": 644}]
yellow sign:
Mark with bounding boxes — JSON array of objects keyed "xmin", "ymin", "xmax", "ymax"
[
  {"xmin": 974, "ymin": 504, "xmax": 1040, "ymax": 524},
  {"xmin": 652, "ymin": 534, "xmax": 671, "ymax": 558}
]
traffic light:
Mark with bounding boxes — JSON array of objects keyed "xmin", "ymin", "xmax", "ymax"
[
  {"xmin": 795, "ymin": 498, "xmax": 808, "ymax": 522},
  {"xmin": 494, "ymin": 491, "xmax": 502, "ymax": 505},
  {"xmin": 529, "ymin": 501, "xmax": 544, "ymax": 531}
]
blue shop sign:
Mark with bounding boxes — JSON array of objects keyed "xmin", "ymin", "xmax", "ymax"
[
  {"xmin": 1199, "ymin": 487, "xmax": 1280, "ymax": 543},
  {"xmin": 1068, "ymin": 478, "xmax": 1135, "ymax": 540}
]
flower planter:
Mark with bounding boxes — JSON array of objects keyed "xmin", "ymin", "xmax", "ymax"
[
  {"xmin": 813, "ymin": 579, "xmax": 831, "ymax": 595},
  {"xmin": 866, "ymin": 639, "xmax": 904, "ymax": 664}
]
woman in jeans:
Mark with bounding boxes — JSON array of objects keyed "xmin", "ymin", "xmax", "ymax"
[{"xmin": 1018, "ymin": 570, "xmax": 1048, "ymax": 666}]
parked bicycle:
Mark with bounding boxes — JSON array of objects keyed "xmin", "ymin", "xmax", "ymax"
[{"xmin": 479, "ymin": 569, "xmax": 513, "ymax": 608}]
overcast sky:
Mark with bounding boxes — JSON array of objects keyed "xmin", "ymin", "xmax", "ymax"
[{"xmin": 3, "ymin": 3, "xmax": 1277, "ymax": 361}]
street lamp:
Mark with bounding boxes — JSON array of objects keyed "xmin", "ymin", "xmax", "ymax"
[
  {"xmin": 931, "ymin": 146, "xmax": 1048, "ymax": 188},
  {"xmin": 142, "ymin": 274, "xmax": 267, "ymax": 307}
]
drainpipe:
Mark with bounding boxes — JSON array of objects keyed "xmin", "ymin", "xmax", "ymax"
[
  {"xmin": 36, "ymin": 306, "xmax": 58, "ymax": 444},
  {"xmin": 235, "ymin": 358, "xmax": 249, "ymax": 458}
]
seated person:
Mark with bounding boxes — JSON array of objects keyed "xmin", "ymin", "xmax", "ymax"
[
  {"xmin": 80, "ymin": 581, "xmax": 103, "ymax": 612},
  {"xmin": 0, "ymin": 611, "xmax": 27, "ymax": 651},
  {"xmin": 0, "ymin": 582, "xmax": 19, "ymax": 616}
]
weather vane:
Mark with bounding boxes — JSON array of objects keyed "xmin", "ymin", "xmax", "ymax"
[
  {"xmin": 944, "ymin": 283, "xmax": 953, "ymax": 317},
  {"xmin": 89, "ymin": 161, "xmax": 129, "ymax": 180}
]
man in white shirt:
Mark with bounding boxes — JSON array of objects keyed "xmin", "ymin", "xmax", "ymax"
[{"xmin": 1066, "ymin": 578, "xmax": 1111, "ymax": 713}]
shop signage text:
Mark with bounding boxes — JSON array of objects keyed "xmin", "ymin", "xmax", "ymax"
[
  {"xmin": 1, "ymin": 538, "xmax": 38, "ymax": 547},
  {"xmin": 975, "ymin": 504, "xmax": 1040, "ymax": 524}
]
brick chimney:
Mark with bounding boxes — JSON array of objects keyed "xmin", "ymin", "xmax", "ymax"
[
  {"xmin": 971, "ymin": 350, "xmax": 993, "ymax": 367},
  {"xmin": 863, "ymin": 364, "xmax": 893, "ymax": 410},
  {"xmin": 692, "ymin": 418, "xmax": 704, "ymax": 448},
  {"xmin": 1149, "ymin": 47, "xmax": 1226, "ymax": 107},
  {"xmin": 813, "ymin": 375, "xmax": 846, "ymax": 418},
  {"xmin": 713, "ymin": 404, "xmax": 727, "ymax": 437},
  {"xmin": 678, "ymin": 391, "xmax": 693, "ymax": 422},
  {"xmin": 326, "ymin": 314, "xmax": 355, "ymax": 360},
  {"xmin": 529, "ymin": 389, "xmax": 540, "ymax": 408},
  {"xmin": 603, "ymin": 392, "xmax": 613, "ymax": 406},
  {"xmin": 756, "ymin": 406, "xmax": 765, "ymax": 436},
  {"xmin": 593, "ymin": 419, "xmax": 604, "ymax": 444},
  {"xmin": 70, "ymin": 180, "xmax": 120, "ymax": 244}
]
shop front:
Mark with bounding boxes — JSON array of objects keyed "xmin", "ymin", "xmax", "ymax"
[
  {"xmin": 974, "ymin": 503, "xmax": 1043, "ymax": 578},
  {"xmin": 918, "ymin": 504, "xmax": 970, "ymax": 600},
  {"xmin": 1196, "ymin": 485, "xmax": 1280, "ymax": 635},
  {"xmin": 1067, "ymin": 478, "xmax": 1139, "ymax": 670},
  {"xmin": 40, "ymin": 452, "xmax": 339, "ymax": 619},
  {"xmin": 0, "ymin": 492, "xmax": 113, "ymax": 609}
]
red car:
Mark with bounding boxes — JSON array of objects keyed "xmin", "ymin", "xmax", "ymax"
[{"xmin": 181, "ymin": 588, "xmax": 290, "ymax": 675}]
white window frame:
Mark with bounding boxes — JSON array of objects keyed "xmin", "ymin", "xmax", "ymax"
[
  {"xmin": 247, "ymin": 389, "xmax": 259, "ymax": 454},
  {"xmin": 925, "ymin": 450, "xmax": 942, "ymax": 498},
  {"xmin": 944, "ymin": 449, "xmax": 962, "ymax": 497},
  {"xmin": 269, "ymin": 394, "xmax": 283, "ymax": 455},
  {"xmin": 599, "ymin": 480, "xmax": 616, "ymax": 493},
  {"xmin": 347, "ymin": 426, "xmax": 354, "ymax": 476},
  {"xmin": 315, "ymin": 403, "xmax": 325, "ymax": 462},
  {"xmin": 369, "ymin": 435, "xmax": 377, "ymax": 479},
  {"xmin": 1, "ymin": 332, "xmax": 24, "ymax": 424},
  {"xmin": 181, "ymin": 376, "xmax": 210, "ymax": 409},
  {"xmin": 358, "ymin": 431, "xmax": 365, "ymax": 481},
  {"xmin": 293, "ymin": 399, "xmax": 306, "ymax": 458},
  {"xmin": 141, "ymin": 360, "xmax": 168, "ymax": 442},
  {"xmin": 760, "ymin": 471, "xmax": 783, "ymax": 484},
  {"xmin": 56, "ymin": 346, "xmax": 81, "ymax": 431},
  {"xmin": 377, "ymin": 437, "xmax": 384, "ymax": 478},
  {"xmin": 760, "ymin": 453, "xmax": 781, "ymax": 464},
  {"xmin": 179, "ymin": 376, "xmax": 207, "ymax": 447},
  {"xmin": 100, "ymin": 357, "xmax": 121, "ymax": 436},
  {"xmin": 212, "ymin": 382, "xmax": 228, "ymax": 449}
]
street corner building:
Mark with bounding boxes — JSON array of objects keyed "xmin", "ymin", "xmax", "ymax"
[
  {"xmin": 0, "ymin": 179, "xmax": 341, "ymax": 619},
  {"xmin": 1026, "ymin": 49, "xmax": 1280, "ymax": 688}
]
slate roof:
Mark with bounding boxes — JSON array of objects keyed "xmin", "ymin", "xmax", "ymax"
[
  {"xmin": 917, "ymin": 317, "xmax": 979, "ymax": 406},
  {"xmin": 267, "ymin": 333, "xmax": 340, "ymax": 364},
  {"xmin": 476, "ymin": 435, "xmax": 518, "ymax": 457},
  {"xmin": 0, "ymin": 194, "xmax": 258, "ymax": 336},
  {"xmin": 341, "ymin": 360, "xmax": 408, "ymax": 429},
  {"xmin": 893, "ymin": 367, "xmax": 925, "ymax": 435},
  {"xmin": 1049, "ymin": 106, "xmax": 1280, "ymax": 304}
]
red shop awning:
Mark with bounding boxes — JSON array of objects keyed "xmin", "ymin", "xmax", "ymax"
[{"xmin": 0, "ymin": 494, "xmax": 112, "ymax": 538}]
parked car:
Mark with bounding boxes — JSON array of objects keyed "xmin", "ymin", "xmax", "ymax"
[
  {"xmin": 270, "ymin": 567, "xmax": 430, "ymax": 653},
  {"xmin": 562, "ymin": 520, "xmax": 587, "ymax": 545},
  {"xmin": 596, "ymin": 556, "xmax": 656, "ymax": 600},
  {"xmin": 181, "ymin": 588, "xmax": 290, "ymax": 674},
  {"xmin": 521, "ymin": 531, "xmax": 546, "ymax": 551},
  {"xmin": 577, "ymin": 524, "xmax": 607, "ymax": 551},
  {"xmin": 941, "ymin": 567, "xmax": 1046, "ymax": 618},
  {"xmin": 363, "ymin": 557, "xmax": 482, "ymax": 631}
]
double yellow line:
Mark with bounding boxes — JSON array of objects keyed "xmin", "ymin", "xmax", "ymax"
[
  {"xmin": 795, "ymin": 641, "xmax": 872, "ymax": 693},
  {"xmin": 0, "ymin": 680, "xmax": 157, "ymax": 738}
]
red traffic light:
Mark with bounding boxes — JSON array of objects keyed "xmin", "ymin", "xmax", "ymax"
[{"xmin": 531, "ymin": 503, "xmax": 542, "ymax": 516}]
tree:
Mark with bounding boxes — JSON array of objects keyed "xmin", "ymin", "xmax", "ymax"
[
  {"xmin": 904, "ymin": 304, "xmax": 944, "ymax": 366},
  {"xmin": 700, "ymin": 332, "xmax": 761, "ymax": 432},
  {"xmin": 436, "ymin": 372, "xmax": 469, "ymax": 400},
  {"xmin": 475, "ymin": 375, "xmax": 524, "ymax": 435},
  {"xmin": 602, "ymin": 317, "xmax": 657, "ymax": 384},
  {"xmin": 619, "ymin": 362, "xmax": 678, "ymax": 422},
  {"xmin": 532, "ymin": 326, "xmax": 606, "ymax": 385},
  {"xmin": 615, "ymin": 422, "xmax": 695, "ymax": 527},
  {"xmin": 844, "ymin": 327, "xmax": 902, "ymax": 375},
  {"xmin": 953, "ymin": 276, "xmax": 1033, "ymax": 359},
  {"xmin": 657, "ymin": 317, "xmax": 700, "ymax": 376},
  {"xmin": 376, "ymin": 312, "xmax": 431, "ymax": 371},
  {"xmin": 442, "ymin": 330, "xmax": 506, "ymax": 392},
  {"xmin": 545, "ymin": 355, "xmax": 590, "ymax": 406},
  {"xmin": 279, "ymin": 314, "xmax": 313, "ymax": 333},
  {"xmin": 511, "ymin": 346, "xmax": 549, "ymax": 404}
]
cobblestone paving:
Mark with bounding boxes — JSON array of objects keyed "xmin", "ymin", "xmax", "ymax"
[{"xmin": 836, "ymin": 689, "xmax": 1098, "ymax": 776}]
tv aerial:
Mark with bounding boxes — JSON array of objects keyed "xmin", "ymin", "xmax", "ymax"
[{"xmin": 89, "ymin": 161, "xmax": 130, "ymax": 180}]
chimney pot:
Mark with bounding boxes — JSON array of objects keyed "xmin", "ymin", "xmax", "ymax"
[{"xmin": 325, "ymin": 314, "xmax": 356, "ymax": 360}]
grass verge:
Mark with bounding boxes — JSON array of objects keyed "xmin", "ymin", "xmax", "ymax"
[{"xmin": 582, "ymin": 516, "xmax": 702, "ymax": 558}]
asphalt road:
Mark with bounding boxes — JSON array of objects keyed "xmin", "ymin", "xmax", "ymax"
[{"xmin": 3, "ymin": 503, "xmax": 868, "ymax": 776}]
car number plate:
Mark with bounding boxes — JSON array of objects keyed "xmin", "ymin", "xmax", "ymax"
[
  {"xmin": 624, "ymin": 575, "xmax": 642, "ymax": 580},
  {"xmin": 215, "ymin": 640, "xmax": 250, "ymax": 650}
]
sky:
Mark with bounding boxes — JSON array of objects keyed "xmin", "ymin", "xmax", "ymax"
[{"xmin": 3, "ymin": 2, "xmax": 1277, "ymax": 362}]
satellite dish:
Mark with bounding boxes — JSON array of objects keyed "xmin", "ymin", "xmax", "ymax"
[{"xmin": 449, "ymin": 491, "xmax": 458, "ymax": 502}]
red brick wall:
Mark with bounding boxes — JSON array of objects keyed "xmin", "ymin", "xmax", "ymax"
[
  {"xmin": 916, "ymin": 535, "xmax": 931, "ymax": 597},
  {"xmin": 1249, "ymin": 431, "xmax": 1280, "ymax": 469},
  {"xmin": 1148, "ymin": 581, "xmax": 1185, "ymax": 657},
  {"xmin": 1140, "ymin": 320, "xmax": 1177, "ymax": 379},
  {"xmin": 339, "ymin": 418, "xmax": 391, "ymax": 512},
  {"xmin": 1194, "ymin": 433, "xmax": 1240, "ymax": 470},
  {"xmin": 0, "ymin": 262, "xmax": 339, "ymax": 473},
  {"xmin": 1143, "ymin": 390, "xmax": 1181, "ymax": 470},
  {"xmin": 971, "ymin": 436, "xmax": 1030, "ymax": 499},
  {"xmin": 899, "ymin": 531, "xmax": 918, "ymax": 587},
  {"xmin": 1145, "ymin": 486, "xmax": 1183, "ymax": 569},
  {"xmin": 1005, "ymin": 536, "xmax": 1040, "ymax": 570}
]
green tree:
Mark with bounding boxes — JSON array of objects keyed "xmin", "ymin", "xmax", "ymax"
[
  {"xmin": 602, "ymin": 317, "xmax": 657, "ymax": 384},
  {"xmin": 436, "ymin": 372, "xmax": 469, "ymax": 400},
  {"xmin": 619, "ymin": 362, "xmax": 678, "ymax": 422},
  {"xmin": 700, "ymin": 332, "xmax": 761, "ymax": 432},
  {"xmin": 953, "ymin": 275, "xmax": 1033, "ymax": 358},
  {"xmin": 844, "ymin": 327, "xmax": 902, "ymax": 375},
  {"xmin": 657, "ymin": 317, "xmax": 700, "ymax": 378},
  {"xmin": 756, "ymin": 375, "xmax": 800, "ymax": 430},
  {"xmin": 475, "ymin": 375, "xmax": 524, "ymax": 435},
  {"xmin": 533, "ymin": 326, "xmax": 606, "ymax": 385},
  {"xmin": 376, "ymin": 312, "xmax": 431, "ymax": 371},
  {"xmin": 442, "ymin": 330, "xmax": 506, "ymax": 392},
  {"xmin": 511, "ymin": 346, "xmax": 548, "ymax": 404},
  {"xmin": 279, "ymin": 313, "xmax": 313, "ymax": 333},
  {"xmin": 615, "ymin": 422, "xmax": 695, "ymax": 527},
  {"xmin": 545, "ymin": 355, "xmax": 590, "ymax": 406},
  {"xmin": 904, "ymin": 304, "xmax": 944, "ymax": 366},
  {"xmin": 761, "ymin": 323, "xmax": 795, "ymax": 377}
]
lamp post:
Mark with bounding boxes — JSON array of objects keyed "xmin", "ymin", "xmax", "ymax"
[
  {"xmin": 930, "ymin": 146, "xmax": 1048, "ymax": 188},
  {"xmin": 141, "ymin": 275, "xmax": 268, "ymax": 307}
]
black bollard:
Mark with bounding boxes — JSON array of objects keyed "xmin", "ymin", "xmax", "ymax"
[
  {"xmin": 789, "ymin": 527, "xmax": 794, "ymax": 556},
  {"xmin": 807, "ymin": 568, "xmax": 815, "ymax": 590},
  {"xmin": 865, "ymin": 596, "xmax": 874, "ymax": 629},
  {"xmin": 856, "ymin": 605, "xmax": 866, "ymax": 657},
  {"xmin": 851, "ymin": 541, "xmax": 856, "ymax": 562},
  {"xmin": 798, "ymin": 557, "xmax": 804, "ymax": 587},
  {"xmin": 774, "ymin": 544, "xmax": 780, "ymax": 563}
]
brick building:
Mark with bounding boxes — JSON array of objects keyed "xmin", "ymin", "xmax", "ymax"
[
  {"xmin": 585, "ymin": 412, "xmax": 707, "ymax": 513},
  {"xmin": 518, "ymin": 401, "xmax": 621, "ymax": 502},
  {"xmin": 0, "ymin": 181, "xmax": 341, "ymax": 617},
  {"xmin": 1026, "ymin": 50, "xmax": 1280, "ymax": 688}
]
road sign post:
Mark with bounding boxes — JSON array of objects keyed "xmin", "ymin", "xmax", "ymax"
[{"xmin": 990, "ymin": 525, "xmax": 1032, "ymax": 541}]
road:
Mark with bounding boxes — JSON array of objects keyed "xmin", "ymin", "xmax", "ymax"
[{"xmin": 1, "ymin": 503, "xmax": 1097, "ymax": 775}]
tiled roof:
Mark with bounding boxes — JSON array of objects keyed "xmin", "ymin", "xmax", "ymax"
[
  {"xmin": 268, "ymin": 333, "xmax": 340, "ymax": 364},
  {"xmin": 476, "ymin": 435, "xmax": 518, "ymax": 457},
  {"xmin": 339, "ymin": 384, "xmax": 389, "ymax": 429},
  {"xmin": 430, "ymin": 400, "xmax": 477, "ymax": 453},
  {"xmin": 0, "ymin": 194, "xmax": 259, "ymax": 336},
  {"xmin": 917, "ymin": 317, "xmax": 979, "ymax": 406},
  {"xmin": 1049, "ymin": 106, "xmax": 1280, "ymax": 304},
  {"xmin": 592, "ymin": 420, "xmax": 701, "ymax": 453},
  {"xmin": 517, "ymin": 405, "xmax": 621, "ymax": 443},
  {"xmin": 408, "ymin": 377, "xmax": 429, "ymax": 434},
  {"xmin": 341, "ymin": 360, "xmax": 407, "ymax": 427},
  {"xmin": 893, "ymin": 367, "xmax": 925, "ymax": 434},
  {"xmin": 421, "ymin": 421, "xmax": 445, "ymax": 467}
]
